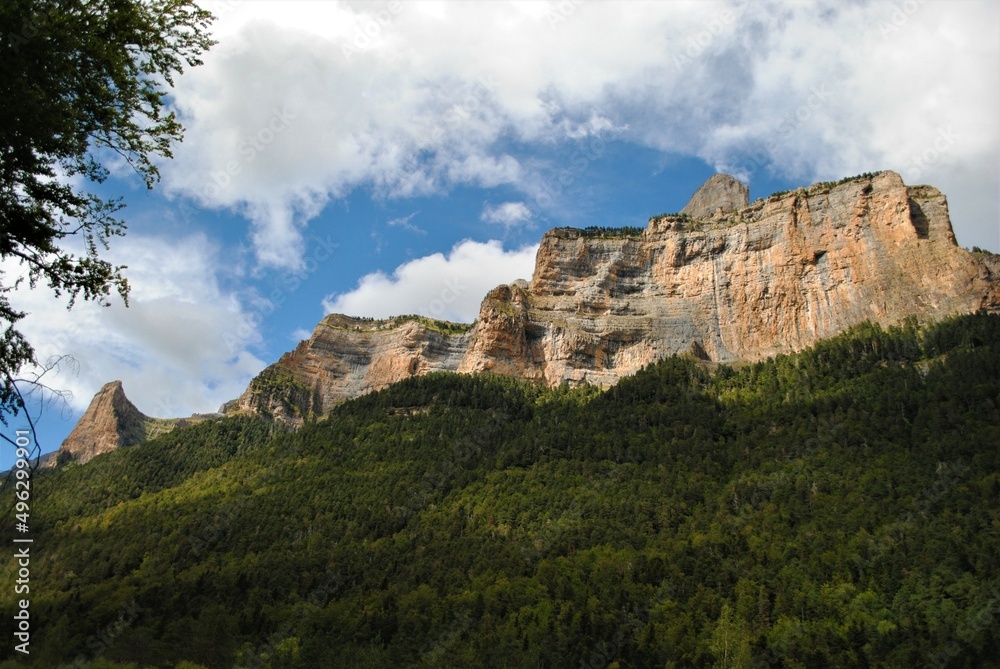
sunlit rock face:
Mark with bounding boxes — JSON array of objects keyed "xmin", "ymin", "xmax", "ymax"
[
  {"xmin": 69, "ymin": 171, "xmax": 1000, "ymax": 438},
  {"xmin": 680, "ymin": 173, "xmax": 750, "ymax": 220},
  {"xmin": 231, "ymin": 315, "xmax": 474, "ymax": 426},
  {"xmin": 58, "ymin": 381, "xmax": 150, "ymax": 464},
  {"xmin": 459, "ymin": 171, "xmax": 999, "ymax": 384}
]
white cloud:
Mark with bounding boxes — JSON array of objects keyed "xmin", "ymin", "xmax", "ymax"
[
  {"xmin": 481, "ymin": 201, "xmax": 534, "ymax": 229},
  {"xmin": 387, "ymin": 211, "xmax": 426, "ymax": 234},
  {"xmin": 7, "ymin": 234, "xmax": 267, "ymax": 418},
  {"xmin": 161, "ymin": 1, "xmax": 716, "ymax": 269},
  {"xmin": 322, "ymin": 239, "xmax": 538, "ymax": 323},
  {"xmin": 684, "ymin": 1, "xmax": 1000, "ymax": 248},
  {"xmin": 163, "ymin": 0, "xmax": 1000, "ymax": 269}
]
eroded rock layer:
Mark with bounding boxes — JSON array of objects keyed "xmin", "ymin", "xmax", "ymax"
[
  {"xmin": 234, "ymin": 172, "xmax": 999, "ymax": 424},
  {"xmin": 231, "ymin": 315, "xmax": 474, "ymax": 425},
  {"xmin": 68, "ymin": 171, "xmax": 1000, "ymax": 439}
]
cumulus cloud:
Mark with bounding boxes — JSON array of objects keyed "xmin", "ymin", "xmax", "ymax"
[
  {"xmin": 161, "ymin": 2, "xmax": 737, "ymax": 269},
  {"xmin": 7, "ymin": 234, "xmax": 267, "ymax": 418},
  {"xmin": 481, "ymin": 201, "xmax": 534, "ymax": 229},
  {"xmin": 164, "ymin": 0, "xmax": 999, "ymax": 267},
  {"xmin": 667, "ymin": 1, "xmax": 1000, "ymax": 248},
  {"xmin": 322, "ymin": 239, "xmax": 538, "ymax": 323}
]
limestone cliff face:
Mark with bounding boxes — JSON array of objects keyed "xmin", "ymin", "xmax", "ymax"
[
  {"xmin": 57, "ymin": 381, "xmax": 150, "ymax": 464},
  {"xmin": 70, "ymin": 170, "xmax": 1000, "ymax": 441},
  {"xmin": 232, "ymin": 170, "xmax": 997, "ymax": 425},
  {"xmin": 230, "ymin": 314, "xmax": 473, "ymax": 426},
  {"xmin": 458, "ymin": 171, "xmax": 999, "ymax": 385}
]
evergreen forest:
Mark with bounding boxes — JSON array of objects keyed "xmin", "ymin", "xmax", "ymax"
[{"xmin": 1, "ymin": 314, "xmax": 998, "ymax": 668}]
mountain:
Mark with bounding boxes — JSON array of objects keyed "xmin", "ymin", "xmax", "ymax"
[
  {"xmin": 58, "ymin": 170, "xmax": 1000, "ymax": 450},
  {"xmin": 226, "ymin": 170, "xmax": 999, "ymax": 424},
  {"xmin": 54, "ymin": 381, "xmax": 218, "ymax": 465},
  {"xmin": 55, "ymin": 381, "xmax": 153, "ymax": 464}
]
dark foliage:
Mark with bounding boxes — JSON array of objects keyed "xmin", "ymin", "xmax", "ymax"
[{"xmin": 2, "ymin": 314, "xmax": 998, "ymax": 668}]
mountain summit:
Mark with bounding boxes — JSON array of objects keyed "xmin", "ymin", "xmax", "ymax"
[
  {"xmin": 58, "ymin": 381, "xmax": 150, "ymax": 464},
  {"xmin": 679, "ymin": 172, "xmax": 750, "ymax": 219},
  {"xmin": 56, "ymin": 381, "xmax": 213, "ymax": 464}
]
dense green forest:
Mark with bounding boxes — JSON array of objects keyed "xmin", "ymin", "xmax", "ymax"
[{"xmin": 1, "ymin": 314, "xmax": 998, "ymax": 668}]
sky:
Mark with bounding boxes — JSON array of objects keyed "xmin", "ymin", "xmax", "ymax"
[{"xmin": 3, "ymin": 0, "xmax": 999, "ymax": 469}]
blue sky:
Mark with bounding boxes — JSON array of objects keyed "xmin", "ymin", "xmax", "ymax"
[{"xmin": 3, "ymin": 0, "xmax": 999, "ymax": 469}]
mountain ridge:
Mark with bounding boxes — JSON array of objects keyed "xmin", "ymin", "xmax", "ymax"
[
  {"xmin": 222, "ymin": 169, "xmax": 999, "ymax": 426},
  {"xmin": 56, "ymin": 169, "xmax": 1000, "ymax": 457}
]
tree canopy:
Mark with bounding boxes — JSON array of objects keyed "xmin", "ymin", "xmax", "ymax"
[
  {"xmin": 2, "ymin": 314, "xmax": 997, "ymax": 667},
  {"xmin": 0, "ymin": 0, "xmax": 215, "ymax": 418}
]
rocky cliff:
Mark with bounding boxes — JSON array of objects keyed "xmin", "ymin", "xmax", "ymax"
[
  {"xmin": 680, "ymin": 173, "xmax": 749, "ymax": 219},
  {"xmin": 56, "ymin": 381, "xmax": 152, "ymax": 464},
  {"xmin": 458, "ymin": 171, "xmax": 1000, "ymax": 385},
  {"xmin": 67, "ymin": 170, "xmax": 1000, "ymax": 443},
  {"xmin": 231, "ymin": 315, "xmax": 473, "ymax": 425},
  {"xmin": 54, "ymin": 381, "xmax": 219, "ymax": 464},
  {"xmin": 226, "ymin": 170, "xmax": 997, "ymax": 425}
]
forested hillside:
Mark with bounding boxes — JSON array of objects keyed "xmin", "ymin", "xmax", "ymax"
[{"xmin": 2, "ymin": 314, "xmax": 998, "ymax": 668}]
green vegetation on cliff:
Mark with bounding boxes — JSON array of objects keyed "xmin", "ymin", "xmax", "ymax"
[
  {"xmin": 322, "ymin": 315, "xmax": 474, "ymax": 335},
  {"xmin": 580, "ymin": 225, "xmax": 646, "ymax": 238},
  {"xmin": 2, "ymin": 314, "xmax": 998, "ymax": 668},
  {"xmin": 407, "ymin": 315, "xmax": 475, "ymax": 335},
  {"xmin": 768, "ymin": 171, "xmax": 883, "ymax": 201}
]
